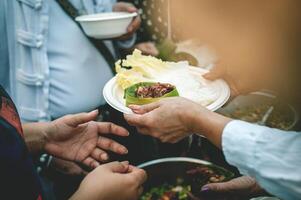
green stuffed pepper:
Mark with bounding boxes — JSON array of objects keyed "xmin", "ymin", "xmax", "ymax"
[{"xmin": 124, "ymin": 82, "xmax": 179, "ymax": 106}]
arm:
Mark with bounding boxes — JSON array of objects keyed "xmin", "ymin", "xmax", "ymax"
[
  {"xmin": 22, "ymin": 122, "xmax": 48, "ymax": 155},
  {"xmin": 124, "ymin": 97, "xmax": 301, "ymax": 200},
  {"xmin": 220, "ymin": 120, "xmax": 301, "ymax": 200}
]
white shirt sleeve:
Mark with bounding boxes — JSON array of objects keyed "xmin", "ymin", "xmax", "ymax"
[{"xmin": 222, "ymin": 120, "xmax": 301, "ymax": 200}]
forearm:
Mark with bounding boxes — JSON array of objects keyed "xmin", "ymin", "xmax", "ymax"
[
  {"xmin": 22, "ymin": 122, "xmax": 49, "ymax": 154},
  {"xmin": 192, "ymin": 109, "xmax": 232, "ymax": 149},
  {"xmin": 221, "ymin": 120, "xmax": 301, "ymax": 200}
]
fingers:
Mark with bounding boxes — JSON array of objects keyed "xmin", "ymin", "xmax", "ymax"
[
  {"xmin": 91, "ymin": 148, "xmax": 109, "ymax": 162},
  {"xmin": 115, "ymin": 2, "xmax": 137, "ymax": 12},
  {"xmin": 124, "ymin": 114, "xmax": 145, "ymax": 126},
  {"xmin": 97, "ymin": 136, "xmax": 128, "ymax": 155},
  {"xmin": 203, "ymin": 64, "xmax": 226, "ymax": 81},
  {"xmin": 97, "ymin": 122, "xmax": 129, "ymax": 136},
  {"xmin": 104, "ymin": 161, "xmax": 129, "ymax": 173},
  {"xmin": 201, "ymin": 176, "xmax": 257, "ymax": 194},
  {"xmin": 65, "ymin": 110, "xmax": 98, "ymax": 127},
  {"xmin": 128, "ymin": 166, "xmax": 147, "ymax": 185},
  {"xmin": 129, "ymin": 101, "xmax": 161, "ymax": 114},
  {"xmin": 127, "ymin": 15, "xmax": 141, "ymax": 33},
  {"xmin": 82, "ymin": 157, "xmax": 100, "ymax": 169}
]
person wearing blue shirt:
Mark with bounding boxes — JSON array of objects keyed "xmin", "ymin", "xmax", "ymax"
[{"xmin": 1, "ymin": 0, "xmax": 140, "ymax": 122}]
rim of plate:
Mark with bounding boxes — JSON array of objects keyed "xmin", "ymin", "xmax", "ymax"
[
  {"xmin": 76, "ymin": 12, "xmax": 137, "ymax": 22},
  {"xmin": 103, "ymin": 67, "xmax": 230, "ymax": 114}
]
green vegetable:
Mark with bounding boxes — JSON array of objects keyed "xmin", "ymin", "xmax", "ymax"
[{"xmin": 124, "ymin": 82, "xmax": 179, "ymax": 106}]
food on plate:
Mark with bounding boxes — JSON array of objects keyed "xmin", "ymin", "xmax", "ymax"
[
  {"xmin": 223, "ymin": 104, "xmax": 295, "ymax": 130},
  {"xmin": 124, "ymin": 82, "xmax": 179, "ymax": 106},
  {"xmin": 140, "ymin": 166, "xmax": 229, "ymax": 200},
  {"xmin": 115, "ymin": 49, "xmax": 219, "ymax": 106}
]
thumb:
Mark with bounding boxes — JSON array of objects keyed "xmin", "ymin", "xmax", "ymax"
[
  {"xmin": 128, "ymin": 101, "xmax": 161, "ymax": 114},
  {"xmin": 201, "ymin": 182, "xmax": 232, "ymax": 194},
  {"xmin": 105, "ymin": 161, "xmax": 129, "ymax": 173},
  {"xmin": 124, "ymin": 113, "xmax": 145, "ymax": 126},
  {"xmin": 203, "ymin": 64, "xmax": 226, "ymax": 81},
  {"xmin": 201, "ymin": 176, "xmax": 258, "ymax": 194},
  {"xmin": 66, "ymin": 110, "xmax": 98, "ymax": 127}
]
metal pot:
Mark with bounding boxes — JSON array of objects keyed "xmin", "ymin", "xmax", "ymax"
[{"xmin": 138, "ymin": 157, "xmax": 234, "ymax": 199}]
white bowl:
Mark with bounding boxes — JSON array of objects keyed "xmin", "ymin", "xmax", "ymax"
[{"xmin": 76, "ymin": 12, "xmax": 137, "ymax": 39}]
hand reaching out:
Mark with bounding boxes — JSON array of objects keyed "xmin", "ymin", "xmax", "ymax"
[
  {"xmin": 44, "ymin": 110, "xmax": 129, "ymax": 168},
  {"xmin": 201, "ymin": 176, "xmax": 268, "ymax": 200}
]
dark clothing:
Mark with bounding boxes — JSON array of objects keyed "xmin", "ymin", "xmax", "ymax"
[{"xmin": 0, "ymin": 86, "xmax": 43, "ymax": 200}]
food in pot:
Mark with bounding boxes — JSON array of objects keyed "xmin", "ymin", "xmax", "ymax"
[
  {"xmin": 223, "ymin": 104, "xmax": 295, "ymax": 130},
  {"xmin": 124, "ymin": 82, "xmax": 179, "ymax": 106},
  {"xmin": 141, "ymin": 166, "xmax": 228, "ymax": 200}
]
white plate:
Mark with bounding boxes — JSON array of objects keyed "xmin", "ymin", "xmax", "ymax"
[{"xmin": 103, "ymin": 67, "xmax": 230, "ymax": 114}]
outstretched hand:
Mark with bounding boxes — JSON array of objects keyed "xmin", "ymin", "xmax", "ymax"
[
  {"xmin": 44, "ymin": 110, "xmax": 129, "ymax": 168},
  {"xmin": 200, "ymin": 176, "xmax": 268, "ymax": 200}
]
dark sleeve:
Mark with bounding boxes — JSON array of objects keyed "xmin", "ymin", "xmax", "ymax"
[
  {"xmin": 0, "ymin": 119, "xmax": 43, "ymax": 200},
  {"xmin": 0, "ymin": 0, "xmax": 10, "ymax": 91}
]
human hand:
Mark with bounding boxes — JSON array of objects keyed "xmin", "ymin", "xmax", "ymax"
[
  {"xmin": 44, "ymin": 110, "xmax": 129, "ymax": 168},
  {"xmin": 124, "ymin": 97, "xmax": 207, "ymax": 143},
  {"xmin": 200, "ymin": 176, "xmax": 268, "ymax": 200},
  {"xmin": 71, "ymin": 161, "xmax": 147, "ymax": 200},
  {"xmin": 134, "ymin": 42, "xmax": 159, "ymax": 56},
  {"xmin": 203, "ymin": 64, "xmax": 241, "ymax": 97},
  {"xmin": 113, "ymin": 2, "xmax": 141, "ymax": 40}
]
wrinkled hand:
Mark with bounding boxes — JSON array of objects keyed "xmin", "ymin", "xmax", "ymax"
[
  {"xmin": 113, "ymin": 2, "xmax": 141, "ymax": 40},
  {"xmin": 124, "ymin": 97, "xmax": 207, "ymax": 143},
  {"xmin": 71, "ymin": 161, "xmax": 147, "ymax": 200},
  {"xmin": 134, "ymin": 42, "xmax": 159, "ymax": 56},
  {"xmin": 200, "ymin": 176, "xmax": 268, "ymax": 200},
  {"xmin": 203, "ymin": 64, "xmax": 240, "ymax": 97},
  {"xmin": 44, "ymin": 110, "xmax": 129, "ymax": 168}
]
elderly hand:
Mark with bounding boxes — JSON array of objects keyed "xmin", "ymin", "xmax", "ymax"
[
  {"xmin": 113, "ymin": 2, "xmax": 141, "ymax": 40},
  {"xmin": 203, "ymin": 63, "xmax": 260, "ymax": 97},
  {"xmin": 124, "ymin": 97, "xmax": 206, "ymax": 143},
  {"xmin": 200, "ymin": 176, "xmax": 268, "ymax": 199},
  {"xmin": 71, "ymin": 161, "xmax": 147, "ymax": 200},
  {"xmin": 44, "ymin": 110, "xmax": 129, "ymax": 168}
]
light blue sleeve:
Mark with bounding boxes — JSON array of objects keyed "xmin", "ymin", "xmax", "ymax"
[
  {"xmin": 0, "ymin": 0, "xmax": 9, "ymax": 91},
  {"xmin": 222, "ymin": 120, "xmax": 301, "ymax": 200}
]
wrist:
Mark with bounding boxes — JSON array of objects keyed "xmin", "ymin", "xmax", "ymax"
[
  {"xmin": 22, "ymin": 122, "xmax": 50, "ymax": 154},
  {"xmin": 191, "ymin": 108, "xmax": 232, "ymax": 149},
  {"xmin": 39, "ymin": 122, "xmax": 52, "ymax": 152},
  {"xmin": 188, "ymin": 107, "xmax": 212, "ymax": 134}
]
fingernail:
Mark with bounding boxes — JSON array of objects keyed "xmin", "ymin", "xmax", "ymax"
[
  {"xmin": 122, "ymin": 147, "xmax": 129, "ymax": 154},
  {"xmin": 122, "ymin": 161, "xmax": 129, "ymax": 165},
  {"xmin": 201, "ymin": 186, "xmax": 210, "ymax": 192},
  {"xmin": 129, "ymin": 105, "xmax": 140, "ymax": 109},
  {"xmin": 101, "ymin": 153, "xmax": 109, "ymax": 160},
  {"xmin": 91, "ymin": 109, "xmax": 99, "ymax": 114}
]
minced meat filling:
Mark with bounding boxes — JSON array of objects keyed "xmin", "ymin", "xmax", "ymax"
[{"xmin": 136, "ymin": 83, "xmax": 175, "ymax": 98}]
